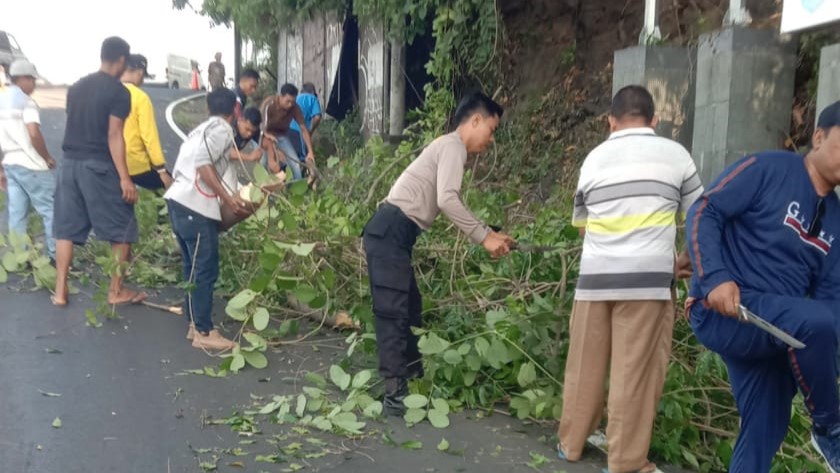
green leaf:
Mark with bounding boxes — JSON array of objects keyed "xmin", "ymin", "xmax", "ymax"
[
  {"xmin": 312, "ymin": 416, "xmax": 332, "ymax": 431},
  {"xmin": 329, "ymin": 365, "xmax": 351, "ymax": 391},
  {"xmin": 225, "ymin": 306, "xmax": 248, "ymax": 321},
  {"xmin": 474, "ymin": 337, "xmax": 490, "ymax": 357},
  {"xmin": 351, "ymin": 370, "xmax": 372, "ymax": 389},
  {"xmin": 400, "ymin": 440, "xmax": 423, "ymax": 450},
  {"xmin": 252, "ymin": 162, "xmax": 273, "ymax": 186},
  {"xmin": 403, "ymin": 394, "xmax": 428, "ymax": 409},
  {"xmin": 0, "ymin": 265, "xmax": 7, "ymax": 283},
  {"xmin": 307, "ymin": 294, "xmax": 327, "ymax": 309},
  {"xmin": 33, "ymin": 263, "xmax": 56, "ymax": 288},
  {"xmin": 243, "ymin": 351, "xmax": 268, "ymax": 369},
  {"xmin": 304, "ymin": 372, "xmax": 327, "ymax": 389},
  {"xmin": 51, "ymin": 417, "xmax": 62, "ymax": 428},
  {"xmin": 428, "ymin": 409, "xmax": 450, "ymax": 428},
  {"xmin": 230, "ymin": 354, "xmax": 246, "ymax": 373},
  {"xmin": 527, "ymin": 451, "xmax": 550, "ymax": 469},
  {"xmin": 227, "ymin": 289, "xmax": 257, "ymax": 310},
  {"xmin": 517, "ymin": 362, "xmax": 537, "ymax": 388},
  {"xmin": 296, "ymin": 394, "xmax": 307, "ymax": 417},
  {"xmin": 291, "ymin": 243, "xmax": 316, "ymax": 256},
  {"xmin": 485, "ymin": 309, "xmax": 507, "ymax": 328},
  {"xmin": 417, "ymin": 332, "xmax": 450, "ymax": 355},
  {"xmin": 282, "ymin": 213, "xmax": 299, "ymax": 231},
  {"xmin": 252, "ymin": 307, "xmax": 270, "ymax": 331},
  {"xmin": 255, "ymin": 454, "xmax": 283, "ymax": 463},
  {"xmin": 465, "ymin": 354, "xmax": 482, "ymax": 371},
  {"xmin": 327, "ymin": 156, "xmax": 340, "ymax": 168},
  {"xmin": 2, "ymin": 252, "xmax": 18, "ymax": 272},
  {"xmin": 509, "ymin": 396, "xmax": 531, "ymax": 419},
  {"xmin": 85, "ymin": 309, "xmax": 102, "ymax": 328},
  {"xmin": 682, "ymin": 450, "xmax": 700, "ymax": 469},
  {"xmin": 437, "ymin": 438, "xmax": 450, "ymax": 452},
  {"xmin": 322, "ymin": 268, "xmax": 336, "ymax": 289},
  {"xmin": 259, "ymin": 252, "xmax": 281, "ymax": 270},
  {"xmin": 243, "ymin": 332, "xmax": 267, "ymax": 350},
  {"xmin": 290, "ymin": 179, "xmax": 308, "ymax": 196},
  {"xmin": 303, "ymin": 386, "xmax": 325, "ymax": 399},
  {"xmin": 486, "ymin": 338, "xmax": 510, "ymax": 369},
  {"xmin": 404, "ymin": 408, "xmax": 426, "ymax": 424},
  {"xmin": 363, "ymin": 400, "xmax": 383, "ymax": 417},
  {"xmin": 431, "ymin": 398, "xmax": 450, "ymax": 415},
  {"xmin": 443, "ymin": 349, "xmax": 462, "ymax": 365},
  {"xmin": 331, "ymin": 412, "xmax": 365, "ymax": 434},
  {"xmin": 294, "ymin": 285, "xmax": 319, "ymax": 304}
]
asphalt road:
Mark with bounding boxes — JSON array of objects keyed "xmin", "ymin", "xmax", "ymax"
[{"xmin": 0, "ymin": 86, "xmax": 683, "ymax": 473}]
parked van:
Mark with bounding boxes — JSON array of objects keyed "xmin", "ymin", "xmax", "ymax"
[
  {"xmin": 0, "ymin": 31, "xmax": 29, "ymax": 79},
  {"xmin": 166, "ymin": 54, "xmax": 205, "ymax": 90}
]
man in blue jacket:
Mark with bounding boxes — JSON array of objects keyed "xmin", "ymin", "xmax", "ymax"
[{"xmin": 686, "ymin": 102, "xmax": 840, "ymax": 472}]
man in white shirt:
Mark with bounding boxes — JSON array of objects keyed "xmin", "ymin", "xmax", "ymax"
[
  {"xmin": 557, "ymin": 85, "xmax": 703, "ymax": 473},
  {"xmin": 0, "ymin": 59, "xmax": 57, "ymax": 261},
  {"xmin": 165, "ymin": 88, "xmax": 251, "ymax": 352}
]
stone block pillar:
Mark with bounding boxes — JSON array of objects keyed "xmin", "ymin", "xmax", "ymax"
[
  {"xmin": 817, "ymin": 43, "xmax": 840, "ymax": 126},
  {"xmin": 692, "ymin": 27, "xmax": 796, "ymax": 183},
  {"xmin": 612, "ymin": 45, "xmax": 697, "ymax": 150}
]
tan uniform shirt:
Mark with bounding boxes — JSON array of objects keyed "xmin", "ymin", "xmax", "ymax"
[{"xmin": 385, "ymin": 132, "xmax": 489, "ymax": 244}]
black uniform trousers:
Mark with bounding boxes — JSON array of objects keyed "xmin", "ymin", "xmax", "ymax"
[{"xmin": 362, "ymin": 203, "xmax": 425, "ymax": 381}]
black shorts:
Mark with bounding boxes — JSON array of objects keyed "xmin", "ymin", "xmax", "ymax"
[
  {"xmin": 53, "ymin": 159, "xmax": 138, "ymax": 244},
  {"xmin": 131, "ymin": 169, "xmax": 166, "ymax": 190}
]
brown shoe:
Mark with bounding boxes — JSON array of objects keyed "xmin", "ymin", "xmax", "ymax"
[
  {"xmin": 191, "ymin": 329, "xmax": 238, "ymax": 352},
  {"xmin": 186, "ymin": 323, "xmax": 196, "ymax": 341}
]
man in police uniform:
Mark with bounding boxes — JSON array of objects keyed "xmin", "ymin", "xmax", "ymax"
[{"xmin": 363, "ymin": 92, "xmax": 515, "ymax": 415}]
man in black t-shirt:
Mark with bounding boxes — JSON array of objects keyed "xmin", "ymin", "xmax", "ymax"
[{"xmin": 52, "ymin": 36, "xmax": 147, "ymax": 307}]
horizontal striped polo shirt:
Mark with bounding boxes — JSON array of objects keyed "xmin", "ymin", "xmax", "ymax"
[{"xmin": 573, "ymin": 127, "xmax": 704, "ymax": 301}]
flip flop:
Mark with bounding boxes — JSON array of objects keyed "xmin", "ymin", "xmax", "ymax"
[
  {"xmin": 108, "ymin": 290, "xmax": 148, "ymax": 306},
  {"xmin": 602, "ymin": 463, "xmax": 663, "ymax": 473},
  {"xmin": 50, "ymin": 295, "xmax": 68, "ymax": 307}
]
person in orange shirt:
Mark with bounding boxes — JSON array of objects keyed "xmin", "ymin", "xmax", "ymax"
[{"xmin": 121, "ymin": 54, "xmax": 173, "ymax": 190}]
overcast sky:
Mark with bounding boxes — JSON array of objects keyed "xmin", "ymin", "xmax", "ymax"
[{"xmin": 3, "ymin": 0, "xmax": 234, "ymax": 85}]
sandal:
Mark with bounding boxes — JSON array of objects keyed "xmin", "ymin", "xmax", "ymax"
[{"xmin": 602, "ymin": 462, "xmax": 663, "ymax": 473}]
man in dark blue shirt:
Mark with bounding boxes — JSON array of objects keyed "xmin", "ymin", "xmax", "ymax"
[
  {"xmin": 686, "ymin": 102, "xmax": 840, "ymax": 472},
  {"xmin": 52, "ymin": 36, "xmax": 146, "ymax": 307},
  {"xmin": 232, "ymin": 68, "xmax": 259, "ymax": 120}
]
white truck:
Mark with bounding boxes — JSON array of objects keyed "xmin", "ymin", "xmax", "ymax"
[
  {"xmin": 165, "ymin": 54, "xmax": 205, "ymax": 90},
  {"xmin": 0, "ymin": 31, "xmax": 29, "ymax": 84}
]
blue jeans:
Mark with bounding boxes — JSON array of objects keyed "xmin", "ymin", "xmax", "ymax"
[
  {"xmin": 167, "ymin": 200, "xmax": 219, "ymax": 334},
  {"xmin": 275, "ymin": 135, "xmax": 303, "ymax": 181},
  {"xmin": 4, "ymin": 164, "xmax": 56, "ymax": 259}
]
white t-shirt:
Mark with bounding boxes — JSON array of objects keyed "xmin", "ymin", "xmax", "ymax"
[
  {"xmin": 573, "ymin": 127, "xmax": 704, "ymax": 301},
  {"xmin": 0, "ymin": 85, "xmax": 49, "ymax": 171},
  {"xmin": 165, "ymin": 116, "xmax": 239, "ymax": 220}
]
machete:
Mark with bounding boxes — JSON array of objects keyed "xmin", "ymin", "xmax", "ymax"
[
  {"xmin": 509, "ymin": 241, "xmax": 564, "ymax": 253},
  {"xmin": 738, "ymin": 304, "xmax": 806, "ymax": 349}
]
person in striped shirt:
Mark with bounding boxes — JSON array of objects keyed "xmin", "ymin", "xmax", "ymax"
[{"xmin": 557, "ymin": 85, "xmax": 703, "ymax": 473}]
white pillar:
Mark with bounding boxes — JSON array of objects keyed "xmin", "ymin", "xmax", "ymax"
[
  {"xmin": 724, "ymin": 0, "xmax": 752, "ymax": 26},
  {"xmin": 388, "ymin": 39, "xmax": 406, "ymax": 136},
  {"xmin": 639, "ymin": 0, "xmax": 661, "ymax": 44}
]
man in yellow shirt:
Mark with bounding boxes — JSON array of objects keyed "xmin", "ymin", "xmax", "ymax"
[{"xmin": 121, "ymin": 54, "xmax": 172, "ymax": 189}]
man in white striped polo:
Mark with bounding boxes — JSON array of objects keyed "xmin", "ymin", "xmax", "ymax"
[{"xmin": 557, "ymin": 85, "xmax": 703, "ymax": 473}]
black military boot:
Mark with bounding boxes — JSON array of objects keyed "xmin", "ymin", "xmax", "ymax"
[{"xmin": 383, "ymin": 377, "xmax": 408, "ymax": 416}]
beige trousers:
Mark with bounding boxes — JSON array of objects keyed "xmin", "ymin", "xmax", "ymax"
[{"xmin": 558, "ymin": 299, "xmax": 675, "ymax": 473}]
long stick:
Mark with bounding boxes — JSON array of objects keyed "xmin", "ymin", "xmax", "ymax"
[{"xmin": 141, "ymin": 300, "xmax": 183, "ymax": 316}]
